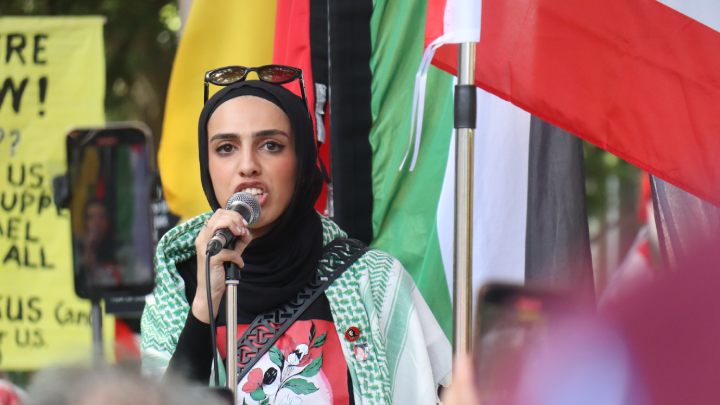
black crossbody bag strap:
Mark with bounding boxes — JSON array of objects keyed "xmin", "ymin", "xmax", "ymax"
[{"xmin": 233, "ymin": 238, "xmax": 369, "ymax": 382}]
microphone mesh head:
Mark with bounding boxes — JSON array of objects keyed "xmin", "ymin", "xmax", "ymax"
[{"xmin": 226, "ymin": 192, "xmax": 261, "ymax": 226}]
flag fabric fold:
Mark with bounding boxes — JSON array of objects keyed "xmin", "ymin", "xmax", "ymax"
[
  {"xmin": 525, "ymin": 117, "xmax": 594, "ymax": 294},
  {"xmin": 650, "ymin": 175, "xmax": 720, "ymax": 270},
  {"xmin": 327, "ymin": 0, "xmax": 376, "ymax": 243}
]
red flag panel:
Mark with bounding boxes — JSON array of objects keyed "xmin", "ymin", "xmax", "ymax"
[
  {"xmin": 274, "ymin": 0, "xmax": 328, "ymax": 213},
  {"xmin": 429, "ymin": 0, "xmax": 720, "ymax": 206}
]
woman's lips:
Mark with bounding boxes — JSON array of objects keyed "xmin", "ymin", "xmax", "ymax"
[{"xmin": 238, "ymin": 187, "xmax": 268, "ymax": 206}]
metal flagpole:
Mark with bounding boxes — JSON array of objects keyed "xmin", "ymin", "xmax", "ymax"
[{"xmin": 453, "ymin": 42, "xmax": 477, "ymax": 355}]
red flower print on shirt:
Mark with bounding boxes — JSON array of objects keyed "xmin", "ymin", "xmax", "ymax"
[
  {"xmin": 239, "ymin": 321, "xmax": 330, "ymax": 404},
  {"xmin": 242, "ymin": 368, "xmax": 263, "ymax": 393}
]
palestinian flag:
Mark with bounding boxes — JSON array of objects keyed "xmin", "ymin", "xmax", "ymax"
[
  {"xmin": 427, "ymin": 0, "xmax": 720, "ymax": 207},
  {"xmin": 336, "ymin": 0, "xmax": 593, "ymax": 335},
  {"xmin": 414, "ymin": 0, "xmax": 720, "ymax": 324}
]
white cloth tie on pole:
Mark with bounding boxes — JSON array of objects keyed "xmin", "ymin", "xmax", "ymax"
[
  {"xmin": 400, "ymin": 0, "xmax": 482, "ymax": 171},
  {"xmin": 400, "ymin": 36, "xmax": 447, "ymax": 171}
]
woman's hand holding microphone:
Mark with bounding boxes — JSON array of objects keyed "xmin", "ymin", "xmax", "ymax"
[{"xmin": 192, "ymin": 209, "xmax": 252, "ymax": 324}]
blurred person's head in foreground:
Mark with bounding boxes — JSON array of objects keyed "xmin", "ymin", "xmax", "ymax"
[
  {"xmin": 443, "ymin": 234, "xmax": 720, "ymax": 405},
  {"xmin": 0, "ymin": 379, "xmax": 27, "ymax": 405},
  {"xmin": 26, "ymin": 365, "xmax": 226, "ymax": 405}
]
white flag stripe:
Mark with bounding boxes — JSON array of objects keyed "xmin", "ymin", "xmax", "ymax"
[
  {"xmin": 438, "ymin": 87, "xmax": 531, "ymax": 306},
  {"xmin": 443, "ymin": 0, "xmax": 482, "ymax": 44},
  {"xmin": 656, "ymin": 0, "xmax": 720, "ymax": 33}
]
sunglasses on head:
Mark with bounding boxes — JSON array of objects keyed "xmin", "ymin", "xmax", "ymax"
[
  {"xmin": 205, "ymin": 64, "xmax": 331, "ymax": 185},
  {"xmin": 204, "ymin": 65, "xmax": 310, "ymax": 115}
]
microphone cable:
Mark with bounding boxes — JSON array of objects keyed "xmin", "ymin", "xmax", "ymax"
[{"xmin": 206, "ymin": 252, "xmax": 220, "ymax": 387}]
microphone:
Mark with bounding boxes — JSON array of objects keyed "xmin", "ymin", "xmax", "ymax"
[{"xmin": 206, "ymin": 192, "xmax": 261, "ymax": 256}]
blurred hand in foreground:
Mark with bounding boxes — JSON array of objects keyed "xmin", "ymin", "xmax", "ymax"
[{"xmin": 441, "ymin": 355, "xmax": 480, "ymax": 405}]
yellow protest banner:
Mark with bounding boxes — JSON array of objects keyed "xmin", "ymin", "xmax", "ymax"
[{"xmin": 0, "ymin": 17, "xmax": 115, "ymax": 370}]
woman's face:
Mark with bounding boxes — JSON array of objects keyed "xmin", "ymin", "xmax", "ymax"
[{"xmin": 207, "ymin": 96, "xmax": 297, "ymax": 237}]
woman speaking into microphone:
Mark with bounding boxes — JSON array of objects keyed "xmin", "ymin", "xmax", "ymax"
[{"xmin": 141, "ymin": 66, "xmax": 450, "ymax": 405}]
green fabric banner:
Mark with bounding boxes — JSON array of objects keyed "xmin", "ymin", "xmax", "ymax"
[{"xmin": 369, "ymin": 0, "xmax": 455, "ymax": 337}]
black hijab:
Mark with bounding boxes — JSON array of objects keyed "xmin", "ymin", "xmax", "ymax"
[{"xmin": 198, "ymin": 81, "xmax": 324, "ymax": 318}]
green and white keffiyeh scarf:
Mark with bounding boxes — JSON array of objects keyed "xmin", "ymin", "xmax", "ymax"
[{"xmin": 141, "ymin": 212, "xmax": 451, "ymax": 404}]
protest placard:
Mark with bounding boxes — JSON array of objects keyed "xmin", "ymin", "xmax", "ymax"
[{"xmin": 0, "ymin": 16, "xmax": 115, "ymax": 370}]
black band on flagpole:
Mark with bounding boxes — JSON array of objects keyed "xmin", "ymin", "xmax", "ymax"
[{"xmin": 454, "ymin": 84, "xmax": 477, "ymax": 129}]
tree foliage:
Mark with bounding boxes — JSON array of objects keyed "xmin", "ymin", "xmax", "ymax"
[{"xmin": 584, "ymin": 141, "xmax": 640, "ymax": 221}]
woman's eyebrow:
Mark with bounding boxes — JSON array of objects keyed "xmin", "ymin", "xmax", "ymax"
[
  {"xmin": 210, "ymin": 133, "xmax": 239, "ymax": 142},
  {"xmin": 253, "ymin": 129, "xmax": 289, "ymax": 138}
]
